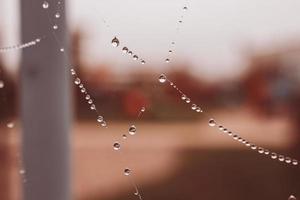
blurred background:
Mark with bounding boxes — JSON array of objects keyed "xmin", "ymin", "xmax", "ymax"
[{"xmin": 1, "ymin": 0, "xmax": 300, "ymax": 199}]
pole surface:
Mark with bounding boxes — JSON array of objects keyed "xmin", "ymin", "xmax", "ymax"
[{"xmin": 20, "ymin": 0, "xmax": 70, "ymax": 200}]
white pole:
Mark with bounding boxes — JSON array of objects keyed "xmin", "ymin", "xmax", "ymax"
[{"xmin": 20, "ymin": 0, "xmax": 71, "ymax": 199}]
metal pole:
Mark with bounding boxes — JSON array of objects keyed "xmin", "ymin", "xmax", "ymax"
[{"xmin": 20, "ymin": 0, "xmax": 70, "ymax": 200}]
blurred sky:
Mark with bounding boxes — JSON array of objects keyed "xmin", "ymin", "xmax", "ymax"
[{"xmin": 2, "ymin": 0, "xmax": 300, "ymax": 80}]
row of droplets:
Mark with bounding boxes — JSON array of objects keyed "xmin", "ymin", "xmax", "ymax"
[
  {"xmin": 159, "ymin": 73, "xmax": 298, "ymax": 166},
  {"xmin": 163, "ymin": 5, "xmax": 189, "ymax": 64},
  {"xmin": 111, "ymin": 37, "xmax": 146, "ymax": 65},
  {"xmin": 71, "ymin": 68, "xmax": 107, "ymax": 127},
  {"xmin": 0, "ymin": 38, "xmax": 42, "ymax": 53}
]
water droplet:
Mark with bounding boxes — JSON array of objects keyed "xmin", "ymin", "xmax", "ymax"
[
  {"xmin": 218, "ymin": 126, "xmax": 224, "ymax": 131},
  {"xmin": 88, "ymin": 99, "xmax": 93, "ymax": 104},
  {"xmin": 97, "ymin": 116, "xmax": 103, "ymax": 123},
  {"xmin": 42, "ymin": 1, "xmax": 49, "ymax": 9},
  {"xmin": 19, "ymin": 169, "xmax": 25, "ymax": 175},
  {"xmin": 7, "ymin": 122, "xmax": 14, "ymax": 128},
  {"xmin": 111, "ymin": 37, "xmax": 119, "ymax": 47},
  {"xmin": 271, "ymin": 152, "xmax": 277, "ymax": 159},
  {"xmin": 183, "ymin": 6, "xmax": 188, "ymax": 11},
  {"xmin": 264, "ymin": 149, "xmax": 270, "ymax": 155},
  {"xmin": 128, "ymin": 51, "xmax": 133, "ymax": 56},
  {"xmin": 141, "ymin": 60, "xmax": 146, "ymax": 65},
  {"xmin": 258, "ymin": 147, "xmax": 264, "ymax": 154},
  {"xmin": 122, "ymin": 47, "xmax": 128, "ymax": 53},
  {"xmin": 228, "ymin": 131, "xmax": 233, "ymax": 136},
  {"xmin": 74, "ymin": 78, "xmax": 81, "ymax": 85},
  {"xmin": 134, "ymin": 191, "xmax": 139, "ymax": 196},
  {"xmin": 158, "ymin": 74, "xmax": 167, "ymax": 83},
  {"xmin": 250, "ymin": 144, "xmax": 257, "ymax": 150},
  {"xmin": 124, "ymin": 168, "xmax": 131, "ymax": 176},
  {"xmin": 90, "ymin": 104, "xmax": 96, "ymax": 110},
  {"xmin": 85, "ymin": 95, "xmax": 90, "ymax": 100},
  {"xmin": 60, "ymin": 48, "xmax": 64, "ymax": 52},
  {"xmin": 196, "ymin": 107, "xmax": 202, "ymax": 112},
  {"xmin": 80, "ymin": 88, "xmax": 86, "ymax": 93},
  {"xmin": 208, "ymin": 119, "xmax": 216, "ymax": 127},
  {"xmin": 133, "ymin": 55, "xmax": 138, "ymax": 60},
  {"xmin": 223, "ymin": 128, "xmax": 228, "ymax": 133},
  {"xmin": 55, "ymin": 12, "xmax": 60, "ymax": 18},
  {"xmin": 289, "ymin": 195, "xmax": 297, "ymax": 200},
  {"xmin": 129, "ymin": 125, "xmax": 136, "ymax": 135},
  {"xmin": 122, "ymin": 134, "xmax": 127, "ymax": 139},
  {"xmin": 101, "ymin": 121, "xmax": 107, "ymax": 127},
  {"xmin": 179, "ymin": 20, "xmax": 182, "ymax": 23},
  {"xmin": 70, "ymin": 69, "xmax": 76, "ymax": 75},
  {"xmin": 191, "ymin": 104, "xmax": 197, "ymax": 110},
  {"xmin": 285, "ymin": 157, "xmax": 292, "ymax": 164},
  {"xmin": 79, "ymin": 84, "xmax": 83, "ymax": 88},
  {"xmin": 168, "ymin": 50, "xmax": 173, "ymax": 54},
  {"xmin": 165, "ymin": 58, "xmax": 170, "ymax": 63},
  {"xmin": 278, "ymin": 155, "xmax": 285, "ymax": 162},
  {"xmin": 292, "ymin": 159, "xmax": 298, "ymax": 165},
  {"xmin": 113, "ymin": 142, "xmax": 121, "ymax": 150},
  {"xmin": 245, "ymin": 142, "xmax": 251, "ymax": 147},
  {"xmin": 0, "ymin": 80, "xmax": 4, "ymax": 88},
  {"xmin": 53, "ymin": 25, "xmax": 58, "ymax": 30},
  {"xmin": 181, "ymin": 94, "xmax": 187, "ymax": 100},
  {"xmin": 233, "ymin": 135, "xmax": 238, "ymax": 140},
  {"xmin": 141, "ymin": 107, "xmax": 146, "ymax": 112},
  {"xmin": 185, "ymin": 98, "xmax": 191, "ymax": 103}
]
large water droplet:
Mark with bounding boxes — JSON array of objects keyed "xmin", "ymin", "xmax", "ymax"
[
  {"xmin": 42, "ymin": 1, "xmax": 49, "ymax": 9},
  {"xmin": 0, "ymin": 80, "xmax": 4, "ymax": 88},
  {"xmin": 113, "ymin": 142, "xmax": 121, "ymax": 150},
  {"xmin": 129, "ymin": 125, "xmax": 137, "ymax": 135},
  {"xmin": 158, "ymin": 74, "xmax": 167, "ymax": 83},
  {"xmin": 111, "ymin": 37, "xmax": 119, "ymax": 47},
  {"xmin": 208, "ymin": 119, "xmax": 216, "ymax": 127},
  {"xmin": 124, "ymin": 168, "xmax": 131, "ymax": 176},
  {"xmin": 289, "ymin": 195, "xmax": 297, "ymax": 200}
]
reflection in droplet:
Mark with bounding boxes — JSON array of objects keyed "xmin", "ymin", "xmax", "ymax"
[{"xmin": 74, "ymin": 78, "xmax": 81, "ymax": 85}]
